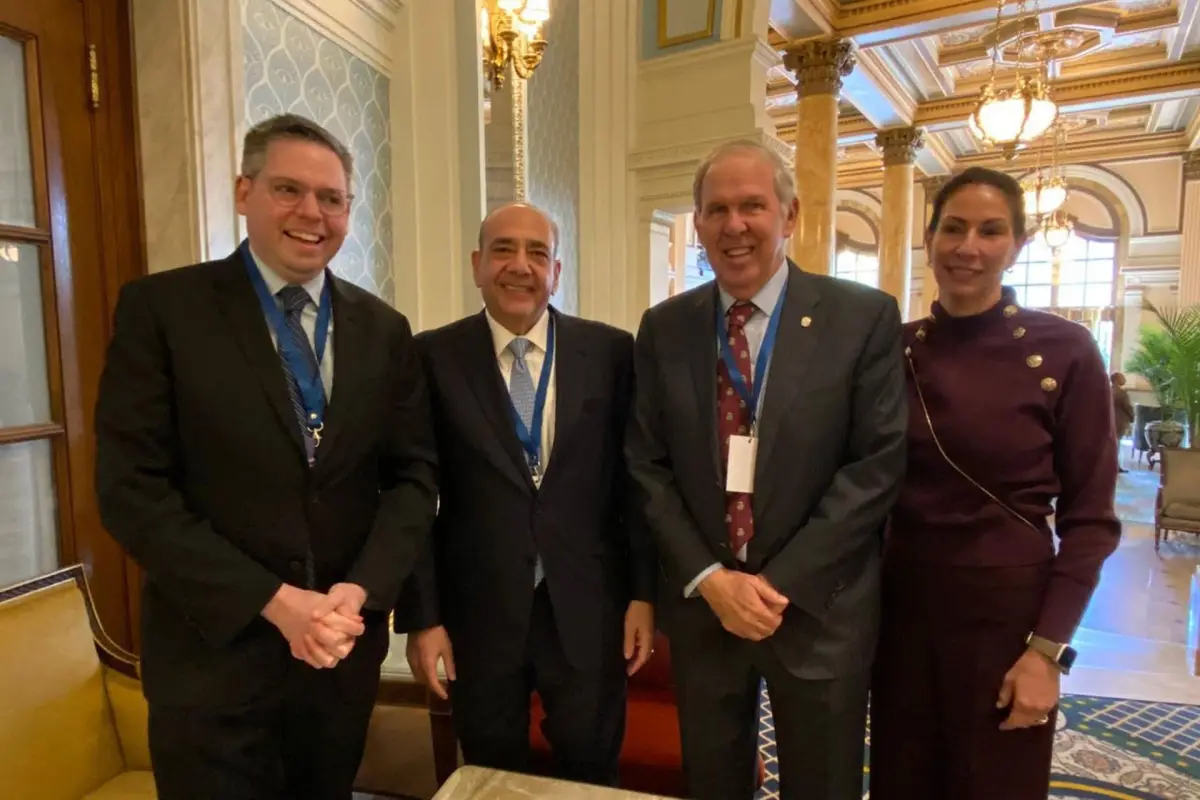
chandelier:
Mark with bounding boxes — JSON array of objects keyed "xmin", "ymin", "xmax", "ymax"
[
  {"xmin": 1040, "ymin": 208, "xmax": 1073, "ymax": 251},
  {"xmin": 969, "ymin": 0, "xmax": 1058, "ymax": 158},
  {"xmin": 480, "ymin": 0, "xmax": 550, "ymax": 91},
  {"xmin": 1022, "ymin": 122, "xmax": 1068, "ymax": 215}
]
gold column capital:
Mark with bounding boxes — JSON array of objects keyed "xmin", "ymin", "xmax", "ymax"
[
  {"xmin": 1185, "ymin": 150, "xmax": 1200, "ymax": 182},
  {"xmin": 782, "ymin": 39, "xmax": 856, "ymax": 98},
  {"xmin": 875, "ymin": 127, "xmax": 925, "ymax": 167},
  {"xmin": 919, "ymin": 174, "xmax": 949, "ymax": 201}
]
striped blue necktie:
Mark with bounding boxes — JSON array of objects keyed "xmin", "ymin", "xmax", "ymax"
[
  {"xmin": 508, "ymin": 337, "xmax": 544, "ymax": 588},
  {"xmin": 277, "ymin": 285, "xmax": 319, "ymax": 588}
]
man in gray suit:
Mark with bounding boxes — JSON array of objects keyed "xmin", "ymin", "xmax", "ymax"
[{"xmin": 625, "ymin": 140, "xmax": 906, "ymax": 799}]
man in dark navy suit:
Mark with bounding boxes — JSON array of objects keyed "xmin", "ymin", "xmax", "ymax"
[{"xmin": 396, "ymin": 203, "xmax": 656, "ymax": 786}]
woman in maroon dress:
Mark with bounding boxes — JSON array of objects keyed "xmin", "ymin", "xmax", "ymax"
[{"xmin": 869, "ymin": 167, "xmax": 1121, "ymax": 799}]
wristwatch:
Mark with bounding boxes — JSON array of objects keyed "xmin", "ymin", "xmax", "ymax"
[{"xmin": 1026, "ymin": 633, "xmax": 1077, "ymax": 674}]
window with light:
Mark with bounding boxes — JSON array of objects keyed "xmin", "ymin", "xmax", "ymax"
[
  {"xmin": 834, "ymin": 248, "xmax": 879, "ymax": 289},
  {"xmin": 1008, "ymin": 234, "xmax": 1117, "ymax": 366}
]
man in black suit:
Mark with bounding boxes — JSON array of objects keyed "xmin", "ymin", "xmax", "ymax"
[
  {"xmin": 395, "ymin": 202, "xmax": 656, "ymax": 786},
  {"xmin": 94, "ymin": 113, "xmax": 438, "ymax": 799},
  {"xmin": 625, "ymin": 140, "xmax": 907, "ymax": 799}
]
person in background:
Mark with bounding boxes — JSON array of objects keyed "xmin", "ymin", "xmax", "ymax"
[
  {"xmin": 396, "ymin": 202, "xmax": 656, "ymax": 786},
  {"xmin": 625, "ymin": 140, "xmax": 907, "ymax": 800},
  {"xmin": 94, "ymin": 113, "xmax": 438, "ymax": 799},
  {"xmin": 1112, "ymin": 372, "xmax": 1134, "ymax": 472},
  {"xmin": 869, "ymin": 166, "xmax": 1122, "ymax": 799}
]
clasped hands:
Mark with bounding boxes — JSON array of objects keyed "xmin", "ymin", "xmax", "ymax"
[
  {"xmin": 699, "ymin": 568, "xmax": 789, "ymax": 641},
  {"xmin": 996, "ymin": 647, "xmax": 1061, "ymax": 731},
  {"xmin": 262, "ymin": 582, "xmax": 368, "ymax": 669}
]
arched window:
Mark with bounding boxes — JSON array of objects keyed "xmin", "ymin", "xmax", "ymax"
[
  {"xmin": 1009, "ymin": 233, "xmax": 1118, "ymax": 366},
  {"xmin": 834, "ymin": 248, "xmax": 879, "ymax": 288}
]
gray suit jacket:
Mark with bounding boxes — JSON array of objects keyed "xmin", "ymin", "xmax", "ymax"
[{"xmin": 625, "ymin": 262, "xmax": 907, "ymax": 678}]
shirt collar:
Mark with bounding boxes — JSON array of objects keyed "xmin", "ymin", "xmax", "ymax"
[
  {"xmin": 718, "ymin": 258, "xmax": 789, "ymax": 316},
  {"xmin": 248, "ymin": 244, "xmax": 326, "ymax": 306},
  {"xmin": 485, "ymin": 307, "xmax": 551, "ymax": 357}
]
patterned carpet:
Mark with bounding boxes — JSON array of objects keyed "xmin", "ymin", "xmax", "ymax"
[{"xmin": 755, "ymin": 689, "xmax": 1200, "ymax": 798}]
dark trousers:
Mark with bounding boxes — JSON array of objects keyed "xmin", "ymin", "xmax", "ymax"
[
  {"xmin": 146, "ymin": 623, "xmax": 387, "ymax": 800},
  {"xmin": 870, "ymin": 562, "xmax": 1056, "ymax": 800},
  {"xmin": 671, "ymin": 629, "xmax": 869, "ymax": 800},
  {"xmin": 449, "ymin": 582, "xmax": 626, "ymax": 786}
]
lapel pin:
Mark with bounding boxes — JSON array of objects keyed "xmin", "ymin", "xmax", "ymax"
[{"xmin": 800, "ymin": 316, "xmax": 812, "ymax": 328}]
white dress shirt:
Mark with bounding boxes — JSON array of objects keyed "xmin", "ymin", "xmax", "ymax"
[
  {"xmin": 248, "ymin": 247, "xmax": 335, "ymax": 398},
  {"xmin": 486, "ymin": 307, "xmax": 557, "ymax": 469},
  {"xmin": 684, "ymin": 261, "xmax": 790, "ymax": 598}
]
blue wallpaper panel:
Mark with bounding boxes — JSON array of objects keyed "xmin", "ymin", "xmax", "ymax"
[{"xmin": 243, "ymin": 0, "xmax": 394, "ymax": 301}]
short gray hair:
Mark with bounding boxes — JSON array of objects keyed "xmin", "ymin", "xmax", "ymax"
[
  {"xmin": 240, "ymin": 113, "xmax": 353, "ymax": 184},
  {"xmin": 477, "ymin": 202, "xmax": 560, "ymax": 259},
  {"xmin": 692, "ymin": 139, "xmax": 796, "ymax": 211}
]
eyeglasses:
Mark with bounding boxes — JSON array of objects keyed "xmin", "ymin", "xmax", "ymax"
[{"xmin": 251, "ymin": 176, "xmax": 354, "ymax": 217}]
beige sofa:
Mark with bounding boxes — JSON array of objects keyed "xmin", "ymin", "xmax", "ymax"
[{"xmin": 0, "ymin": 564, "xmax": 154, "ymax": 799}]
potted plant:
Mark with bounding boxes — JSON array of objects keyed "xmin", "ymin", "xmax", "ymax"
[{"xmin": 1127, "ymin": 300, "xmax": 1200, "ymax": 450}]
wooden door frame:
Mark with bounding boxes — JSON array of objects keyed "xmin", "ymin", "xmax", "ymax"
[{"xmin": 70, "ymin": 0, "xmax": 147, "ymax": 651}]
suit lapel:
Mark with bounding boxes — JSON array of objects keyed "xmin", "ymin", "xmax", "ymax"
[
  {"xmin": 543, "ymin": 310, "xmax": 586, "ymax": 483},
  {"xmin": 754, "ymin": 264, "xmax": 823, "ymax": 510},
  {"xmin": 456, "ymin": 312, "xmax": 535, "ymax": 492},
  {"xmin": 211, "ymin": 254, "xmax": 307, "ymax": 461},
  {"xmin": 687, "ymin": 286, "xmax": 722, "ymax": 482},
  {"xmin": 308, "ymin": 275, "xmax": 362, "ymax": 467}
]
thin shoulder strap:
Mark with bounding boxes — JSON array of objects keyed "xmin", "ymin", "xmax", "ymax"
[{"xmin": 906, "ymin": 354, "xmax": 1039, "ymax": 533}]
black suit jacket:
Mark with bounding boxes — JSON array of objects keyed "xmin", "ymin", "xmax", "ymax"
[
  {"xmin": 626, "ymin": 264, "xmax": 906, "ymax": 678},
  {"xmin": 94, "ymin": 251, "xmax": 438, "ymax": 707},
  {"xmin": 393, "ymin": 309, "xmax": 655, "ymax": 678}
]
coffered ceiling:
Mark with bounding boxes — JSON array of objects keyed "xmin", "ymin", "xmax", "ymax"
[{"xmin": 765, "ymin": 0, "xmax": 1200, "ymax": 184}]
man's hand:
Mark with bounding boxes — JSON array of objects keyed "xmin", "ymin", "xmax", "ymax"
[
  {"xmin": 997, "ymin": 648, "xmax": 1061, "ymax": 730},
  {"xmin": 698, "ymin": 569, "xmax": 788, "ymax": 641},
  {"xmin": 407, "ymin": 625, "xmax": 456, "ymax": 700},
  {"xmin": 623, "ymin": 600, "xmax": 655, "ymax": 676},
  {"xmin": 262, "ymin": 584, "xmax": 365, "ymax": 669}
]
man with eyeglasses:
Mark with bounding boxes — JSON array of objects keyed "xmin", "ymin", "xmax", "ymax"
[{"xmin": 94, "ymin": 113, "xmax": 438, "ymax": 799}]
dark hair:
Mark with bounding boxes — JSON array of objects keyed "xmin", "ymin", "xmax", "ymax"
[
  {"xmin": 240, "ymin": 113, "xmax": 353, "ymax": 184},
  {"xmin": 927, "ymin": 166, "xmax": 1026, "ymax": 239}
]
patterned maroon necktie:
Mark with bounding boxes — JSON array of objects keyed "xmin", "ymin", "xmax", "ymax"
[{"xmin": 718, "ymin": 301, "xmax": 755, "ymax": 554}]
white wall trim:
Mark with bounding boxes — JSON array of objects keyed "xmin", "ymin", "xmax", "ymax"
[
  {"xmin": 578, "ymin": 0, "xmax": 642, "ymax": 331},
  {"xmin": 268, "ymin": 0, "xmax": 401, "ymax": 75}
]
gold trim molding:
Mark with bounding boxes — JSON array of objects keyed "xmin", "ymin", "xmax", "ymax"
[
  {"xmin": 1185, "ymin": 150, "xmax": 1200, "ymax": 182},
  {"xmin": 657, "ymin": 0, "xmax": 717, "ymax": 48}
]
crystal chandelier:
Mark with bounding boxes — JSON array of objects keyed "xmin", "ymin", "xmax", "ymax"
[
  {"xmin": 480, "ymin": 0, "xmax": 551, "ymax": 91},
  {"xmin": 969, "ymin": 0, "xmax": 1058, "ymax": 158}
]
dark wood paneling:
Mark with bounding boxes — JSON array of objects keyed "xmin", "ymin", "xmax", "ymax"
[{"xmin": 0, "ymin": 224, "xmax": 51, "ymax": 244}]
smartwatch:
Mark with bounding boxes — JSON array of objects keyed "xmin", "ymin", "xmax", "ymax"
[{"xmin": 1026, "ymin": 633, "xmax": 1076, "ymax": 674}]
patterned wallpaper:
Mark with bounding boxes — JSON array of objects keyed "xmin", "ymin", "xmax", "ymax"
[
  {"xmin": 242, "ymin": 0, "xmax": 394, "ymax": 302},
  {"xmin": 528, "ymin": 0, "xmax": 580, "ymax": 316}
]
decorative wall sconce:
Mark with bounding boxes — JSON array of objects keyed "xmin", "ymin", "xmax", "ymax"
[{"xmin": 480, "ymin": 0, "xmax": 550, "ymax": 92}]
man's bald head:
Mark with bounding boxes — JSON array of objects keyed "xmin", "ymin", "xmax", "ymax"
[{"xmin": 477, "ymin": 202, "xmax": 560, "ymax": 259}]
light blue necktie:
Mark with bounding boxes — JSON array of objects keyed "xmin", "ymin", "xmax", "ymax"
[{"xmin": 508, "ymin": 337, "xmax": 544, "ymax": 588}]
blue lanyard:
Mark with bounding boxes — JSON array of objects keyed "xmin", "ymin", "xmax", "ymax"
[
  {"xmin": 240, "ymin": 241, "xmax": 332, "ymax": 436},
  {"xmin": 717, "ymin": 296, "xmax": 783, "ymax": 431},
  {"xmin": 508, "ymin": 317, "xmax": 555, "ymax": 479}
]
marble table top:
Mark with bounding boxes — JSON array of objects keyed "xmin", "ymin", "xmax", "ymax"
[{"xmin": 431, "ymin": 766, "xmax": 671, "ymax": 799}]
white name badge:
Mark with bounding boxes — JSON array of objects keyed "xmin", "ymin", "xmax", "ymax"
[{"xmin": 726, "ymin": 434, "xmax": 757, "ymax": 494}]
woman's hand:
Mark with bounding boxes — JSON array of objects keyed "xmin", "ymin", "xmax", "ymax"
[{"xmin": 996, "ymin": 648, "xmax": 1061, "ymax": 730}]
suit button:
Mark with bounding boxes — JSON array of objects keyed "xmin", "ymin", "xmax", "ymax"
[{"xmin": 288, "ymin": 559, "xmax": 304, "ymax": 573}]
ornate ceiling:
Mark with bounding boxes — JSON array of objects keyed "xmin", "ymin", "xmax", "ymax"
[{"xmin": 765, "ymin": 0, "xmax": 1200, "ymax": 184}]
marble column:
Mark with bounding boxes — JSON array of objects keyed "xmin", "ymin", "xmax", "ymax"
[
  {"xmin": 1180, "ymin": 151, "xmax": 1200, "ymax": 306},
  {"xmin": 875, "ymin": 127, "xmax": 924, "ymax": 320},
  {"xmin": 782, "ymin": 39, "xmax": 856, "ymax": 276},
  {"xmin": 917, "ymin": 175, "xmax": 948, "ymax": 317}
]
